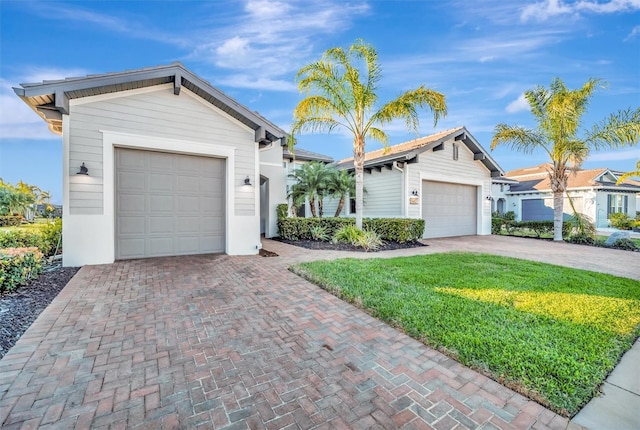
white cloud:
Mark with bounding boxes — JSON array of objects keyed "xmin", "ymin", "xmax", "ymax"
[
  {"xmin": 588, "ymin": 148, "xmax": 640, "ymax": 162},
  {"xmin": 521, "ymin": 0, "xmax": 640, "ymax": 22},
  {"xmin": 506, "ymin": 94, "xmax": 530, "ymax": 113},
  {"xmin": 625, "ymin": 25, "xmax": 640, "ymax": 40}
]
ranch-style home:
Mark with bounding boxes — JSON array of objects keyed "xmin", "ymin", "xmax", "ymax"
[
  {"xmin": 491, "ymin": 164, "xmax": 640, "ymax": 228},
  {"xmin": 14, "ymin": 63, "xmax": 503, "ymax": 266},
  {"xmin": 332, "ymin": 127, "xmax": 503, "ymax": 238}
]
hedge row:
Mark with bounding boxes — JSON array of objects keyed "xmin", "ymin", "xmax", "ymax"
[
  {"xmin": 493, "ymin": 219, "xmax": 571, "ymax": 238},
  {"xmin": 278, "ymin": 217, "xmax": 425, "ymax": 243},
  {"xmin": 0, "ymin": 216, "xmax": 22, "ymax": 227},
  {"xmin": 0, "ymin": 219, "xmax": 62, "ymax": 257},
  {"xmin": 0, "ymin": 247, "xmax": 44, "ymax": 293}
]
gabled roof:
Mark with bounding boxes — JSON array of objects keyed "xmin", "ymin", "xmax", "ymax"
[
  {"xmin": 282, "ymin": 147, "xmax": 333, "ymax": 163},
  {"xmin": 13, "ymin": 62, "xmax": 286, "ymax": 144},
  {"xmin": 335, "ymin": 126, "xmax": 503, "ymax": 177},
  {"xmin": 505, "ymin": 163, "xmax": 640, "ymax": 192}
]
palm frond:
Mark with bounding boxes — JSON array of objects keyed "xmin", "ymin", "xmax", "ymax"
[
  {"xmin": 370, "ymin": 86, "xmax": 447, "ymax": 132},
  {"xmin": 366, "ymin": 127, "xmax": 388, "ymax": 146},
  {"xmin": 616, "ymin": 160, "xmax": 640, "ymax": 184},
  {"xmin": 585, "ymin": 107, "xmax": 640, "ymax": 150},
  {"xmin": 491, "ymin": 124, "xmax": 548, "ymax": 155}
]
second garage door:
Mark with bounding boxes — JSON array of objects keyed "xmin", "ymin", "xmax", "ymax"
[
  {"xmin": 422, "ymin": 181, "xmax": 477, "ymax": 238},
  {"xmin": 116, "ymin": 148, "xmax": 225, "ymax": 260}
]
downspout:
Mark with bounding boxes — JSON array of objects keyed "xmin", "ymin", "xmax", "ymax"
[{"xmin": 393, "ymin": 161, "xmax": 407, "ymax": 217}]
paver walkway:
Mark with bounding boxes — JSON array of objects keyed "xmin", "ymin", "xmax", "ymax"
[{"xmin": 0, "ymin": 236, "xmax": 637, "ymax": 429}]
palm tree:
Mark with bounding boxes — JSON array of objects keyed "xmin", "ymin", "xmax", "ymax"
[
  {"xmin": 617, "ymin": 160, "xmax": 640, "ymax": 184},
  {"xmin": 291, "ymin": 39, "xmax": 447, "ymax": 229},
  {"xmin": 326, "ymin": 169, "xmax": 357, "ymax": 217},
  {"xmin": 492, "ymin": 78, "xmax": 640, "ymax": 241},
  {"xmin": 287, "ymin": 161, "xmax": 331, "ymax": 217}
]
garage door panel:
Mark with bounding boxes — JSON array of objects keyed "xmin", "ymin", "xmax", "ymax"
[
  {"xmin": 422, "ymin": 181, "xmax": 477, "ymax": 238},
  {"xmin": 116, "ymin": 148, "xmax": 225, "ymax": 259}
]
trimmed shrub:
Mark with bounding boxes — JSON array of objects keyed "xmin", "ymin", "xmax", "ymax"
[
  {"xmin": 517, "ymin": 221, "xmax": 554, "ymax": 238},
  {"xmin": 491, "ymin": 216, "xmax": 503, "ymax": 235},
  {"xmin": 0, "ymin": 216, "xmax": 23, "ymax": 227},
  {"xmin": 277, "ymin": 203, "xmax": 288, "ymax": 221},
  {"xmin": 278, "ymin": 217, "xmax": 424, "ymax": 242},
  {"xmin": 0, "ymin": 247, "xmax": 43, "ymax": 293},
  {"xmin": 609, "ymin": 213, "xmax": 633, "ymax": 230},
  {"xmin": 496, "ymin": 220, "xmax": 571, "ymax": 239},
  {"xmin": 0, "ymin": 219, "xmax": 62, "ymax": 257}
]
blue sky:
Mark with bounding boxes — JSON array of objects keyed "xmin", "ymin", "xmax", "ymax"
[{"xmin": 1, "ymin": 0, "xmax": 639, "ymax": 204}]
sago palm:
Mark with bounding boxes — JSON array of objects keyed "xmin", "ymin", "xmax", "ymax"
[
  {"xmin": 492, "ymin": 77, "xmax": 640, "ymax": 241},
  {"xmin": 291, "ymin": 39, "xmax": 447, "ymax": 229}
]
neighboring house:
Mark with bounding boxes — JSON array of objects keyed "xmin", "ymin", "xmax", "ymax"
[
  {"xmin": 15, "ymin": 63, "xmax": 287, "ymax": 266},
  {"xmin": 282, "ymin": 147, "xmax": 334, "ymax": 218},
  {"xmin": 491, "ymin": 164, "xmax": 640, "ymax": 227},
  {"xmin": 333, "ymin": 127, "xmax": 504, "ymax": 238}
]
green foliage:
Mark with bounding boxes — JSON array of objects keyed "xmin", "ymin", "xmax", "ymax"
[
  {"xmin": 609, "ymin": 212, "xmax": 633, "ymax": 230},
  {"xmin": 566, "ymin": 234, "xmax": 599, "ymax": 246},
  {"xmin": 611, "ymin": 238, "xmax": 638, "ymax": 251},
  {"xmin": 287, "ymin": 161, "xmax": 332, "ymax": 217},
  {"xmin": 491, "ymin": 216, "xmax": 503, "ymax": 235},
  {"xmin": 310, "ymin": 225, "xmax": 330, "ymax": 241},
  {"xmin": 276, "ymin": 204, "xmax": 289, "ymax": 221},
  {"xmin": 0, "ymin": 247, "xmax": 43, "ymax": 293},
  {"xmin": 495, "ymin": 219, "xmax": 571, "ymax": 239},
  {"xmin": 333, "ymin": 225, "xmax": 364, "ymax": 244},
  {"xmin": 0, "ymin": 219, "xmax": 62, "ymax": 257},
  {"xmin": 0, "ymin": 216, "xmax": 22, "ymax": 227},
  {"xmin": 292, "ymin": 253, "xmax": 640, "ymax": 416},
  {"xmin": 565, "ymin": 212, "xmax": 597, "ymax": 238},
  {"xmin": 356, "ymin": 230, "xmax": 383, "ymax": 252},
  {"xmin": 278, "ymin": 217, "xmax": 424, "ymax": 242}
]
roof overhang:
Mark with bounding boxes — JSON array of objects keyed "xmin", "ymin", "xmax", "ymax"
[{"xmin": 13, "ymin": 62, "xmax": 286, "ymax": 144}]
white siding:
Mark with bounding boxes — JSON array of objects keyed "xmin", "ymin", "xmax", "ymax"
[
  {"xmin": 361, "ymin": 169, "xmax": 404, "ymax": 217},
  {"xmin": 407, "ymin": 140, "xmax": 492, "ymax": 235},
  {"xmin": 68, "ymin": 85, "xmax": 255, "ymax": 216}
]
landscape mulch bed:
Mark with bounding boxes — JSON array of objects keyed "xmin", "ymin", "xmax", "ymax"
[
  {"xmin": 0, "ymin": 265, "xmax": 79, "ymax": 359},
  {"xmin": 273, "ymin": 237, "xmax": 427, "ymax": 252}
]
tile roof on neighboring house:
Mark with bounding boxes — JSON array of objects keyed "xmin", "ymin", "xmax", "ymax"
[
  {"xmin": 505, "ymin": 163, "xmax": 640, "ymax": 192},
  {"xmin": 282, "ymin": 147, "xmax": 333, "ymax": 163},
  {"xmin": 336, "ymin": 126, "xmax": 503, "ymax": 177}
]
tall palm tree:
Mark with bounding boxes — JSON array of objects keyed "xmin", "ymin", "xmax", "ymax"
[
  {"xmin": 291, "ymin": 39, "xmax": 447, "ymax": 229},
  {"xmin": 617, "ymin": 160, "xmax": 640, "ymax": 184},
  {"xmin": 492, "ymin": 78, "xmax": 640, "ymax": 241},
  {"xmin": 326, "ymin": 169, "xmax": 356, "ymax": 217},
  {"xmin": 287, "ymin": 161, "xmax": 331, "ymax": 217}
]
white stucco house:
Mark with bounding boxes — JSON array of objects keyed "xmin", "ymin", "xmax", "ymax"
[
  {"xmin": 332, "ymin": 127, "xmax": 504, "ymax": 238},
  {"xmin": 14, "ymin": 63, "xmax": 289, "ymax": 266},
  {"xmin": 491, "ymin": 164, "xmax": 640, "ymax": 227}
]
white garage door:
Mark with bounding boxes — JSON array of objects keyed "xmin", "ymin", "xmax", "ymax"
[
  {"xmin": 116, "ymin": 148, "xmax": 225, "ymax": 259},
  {"xmin": 422, "ymin": 181, "xmax": 477, "ymax": 238}
]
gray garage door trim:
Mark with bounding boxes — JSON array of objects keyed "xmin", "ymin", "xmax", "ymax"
[
  {"xmin": 115, "ymin": 148, "xmax": 226, "ymax": 259},
  {"xmin": 421, "ymin": 180, "xmax": 478, "ymax": 238}
]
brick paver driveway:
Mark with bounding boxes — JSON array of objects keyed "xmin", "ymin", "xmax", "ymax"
[{"xmin": 4, "ymin": 235, "xmax": 631, "ymax": 429}]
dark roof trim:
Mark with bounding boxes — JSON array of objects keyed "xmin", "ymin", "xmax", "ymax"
[
  {"xmin": 336, "ymin": 127, "xmax": 504, "ymax": 177},
  {"xmin": 282, "ymin": 147, "xmax": 333, "ymax": 163},
  {"xmin": 13, "ymin": 62, "xmax": 286, "ymax": 142}
]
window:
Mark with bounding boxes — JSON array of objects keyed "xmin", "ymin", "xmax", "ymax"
[
  {"xmin": 296, "ymin": 204, "xmax": 306, "ymax": 218},
  {"xmin": 607, "ymin": 194, "xmax": 628, "ymax": 217},
  {"xmin": 350, "ymin": 197, "xmax": 356, "ymax": 214},
  {"xmin": 453, "ymin": 143, "xmax": 459, "ymax": 160}
]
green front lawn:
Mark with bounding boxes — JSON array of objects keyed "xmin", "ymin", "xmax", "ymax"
[{"xmin": 292, "ymin": 253, "xmax": 640, "ymax": 416}]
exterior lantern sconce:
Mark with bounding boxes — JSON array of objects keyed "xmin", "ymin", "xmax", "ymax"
[
  {"xmin": 411, "ymin": 189, "xmax": 419, "ymax": 196},
  {"xmin": 77, "ymin": 162, "xmax": 89, "ymax": 175},
  {"xmin": 485, "ymin": 195, "xmax": 492, "ymax": 201},
  {"xmin": 244, "ymin": 176, "xmax": 252, "ymax": 186}
]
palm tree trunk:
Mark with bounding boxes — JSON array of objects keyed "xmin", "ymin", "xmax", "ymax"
[
  {"xmin": 335, "ymin": 197, "xmax": 345, "ymax": 217},
  {"xmin": 553, "ymin": 190, "xmax": 564, "ymax": 241},
  {"xmin": 309, "ymin": 197, "xmax": 317, "ymax": 217},
  {"xmin": 354, "ymin": 136, "xmax": 365, "ymax": 229},
  {"xmin": 318, "ymin": 196, "xmax": 324, "ymax": 218}
]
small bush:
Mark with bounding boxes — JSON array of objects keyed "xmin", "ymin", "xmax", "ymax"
[
  {"xmin": 356, "ymin": 230, "xmax": 383, "ymax": 251},
  {"xmin": 0, "ymin": 247, "xmax": 43, "ymax": 293},
  {"xmin": 0, "ymin": 216, "xmax": 22, "ymax": 227},
  {"xmin": 362, "ymin": 218, "xmax": 424, "ymax": 243},
  {"xmin": 609, "ymin": 213, "xmax": 633, "ymax": 230},
  {"xmin": 0, "ymin": 219, "xmax": 61, "ymax": 257},
  {"xmin": 310, "ymin": 225, "xmax": 330, "ymax": 241},
  {"xmin": 610, "ymin": 238, "xmax": 637, "ymax": 251},
  {"xmin": 518, "ymin": 221, "xmax": 554, "ymax": 238},
  {"xmin": 277, "ymin": 204, "xmax": 288, "ymax": 221},
  {"xmin": 566, "ymin": 234, "xmax": 599, "ymax": 245},
  {"xmin": 491, "ymin": 217, "xmax": 503, "ymax": 235},
  {"xmin": 333, "ymin": 225, "xmax": 363, "ymax": 244},
  {"xmin": 278, "ymin": 217, "xmax": 424, "ymax": 242}
]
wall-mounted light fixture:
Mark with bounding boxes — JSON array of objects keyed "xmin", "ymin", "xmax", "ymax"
[
  {"xmin": 244, "ymin": 176, "xmax": 252, "ymax": 186},
  {"xmin": 77, "ymin": 163, "xmax": 89, "ymax": 175},
  {"xmin": 411, "ymin": 189, "xmax": 419, "ymax": 196},
  {"xmin": 485, "ymin": 195, "xmax": 492, "ymax": 201}
]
